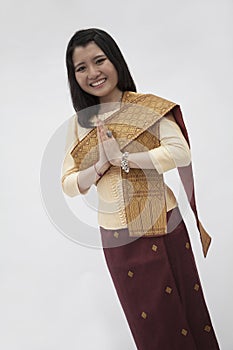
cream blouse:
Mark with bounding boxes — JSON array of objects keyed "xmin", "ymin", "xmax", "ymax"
[{"xmin": 61, "ymin": 110, "xmax": 191, "ymax": 230}]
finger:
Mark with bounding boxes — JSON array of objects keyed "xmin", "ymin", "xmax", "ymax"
[
  {"xmin": 97, "ymin": 125, "xmax": 104, "ymax": 145},
  {"xmin": 99, "ymin": 126, "xmax": 109, "ymax": 141},
  {"xmin": 97, "ymin": 127, "xmax": 101, "ymax": 143},
  {"xmin": 97, "ymin": 124, "xmax": 104, "ymax": 138},
  {"xmin": 97, "ymin": 121, "xmax": 105, "ymax": 133},
  {"xmin": 100, "ymin": 125, "xmax": 109, "ymax": 137},
  {"xmin": 97, "ymin": 127, "xmax": 108, "ymax": 145}
]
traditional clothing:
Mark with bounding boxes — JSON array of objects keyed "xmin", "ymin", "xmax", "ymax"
[
  {"xmin": 61, "ymin": 91, "xmax": 220, "ymax": 349},
  {"xmin": 100, "ymin": 208, "xmax": 219, "ymax": 350}
]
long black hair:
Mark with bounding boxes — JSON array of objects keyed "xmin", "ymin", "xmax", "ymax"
[{"xmin": 66, "ymin": 28, "xmax": 137, "ymax": 127}]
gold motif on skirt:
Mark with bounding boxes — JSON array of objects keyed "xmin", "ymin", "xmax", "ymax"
[
  {"xmin": 165, "ymin": 286, "xmax": 173, "ymax": 294},
  {"xmin": 141, "ymin": 312, "xmax": 147, "ymax": 319},
  {"xmin": 128, "ymin": 271, "xmax": 134, "ymax": 278},
  {"xmin": 181, "ymin": 329, "xmax": 188, "ymax": 336},
  {"xmin": 194, "ymin": 283, "xmax": 200, "ymax": 291},
  {"xmin": 152, "ymin": 244, "xmax": 158, "ymax": 252},
  {"xmin": 185, "ymin": 242, "xmax": 190, "ymax": 249},
  {"xmin": 113, "ymin": 231, "xmax": 119, "ymax": 239},
  {"xmin": 204, "ymin": 325, "xmax": 211, "ymax": 332}
]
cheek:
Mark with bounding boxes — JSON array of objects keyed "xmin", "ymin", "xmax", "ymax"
[
  {"xmin": 75, "ymin": 73, "xmax": 84, "ymax": 86},
  {"xmin": 105, "ymin": 62, "xmax": 118, "ymax": 78},
  {"xmin": 107, "ymin": 66, "xmax": 118, "ymax": 83},
  {"xmin": 113, "ymin": 70, "xmax": 119, "ymax": 84},
  {"xmin": 112, "ymin": 66, "xmax": 119, "ymax": 83}
]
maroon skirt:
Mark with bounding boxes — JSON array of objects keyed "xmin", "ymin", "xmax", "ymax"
[{"xmin": 100, "ymin": 207, "xmax": 220, "ymax": 350}]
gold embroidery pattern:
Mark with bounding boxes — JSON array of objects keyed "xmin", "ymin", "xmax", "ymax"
[
  {"xmin": 119, "ymin": 93, "xmax": 172, "ymax": 238},
  {"xmin": 71, "ymin": 92, "xmax": 176, "ymax": 170},
  {"xmin": 185, "ymin": 242, "xmax": 190, "ymax": 250},
  {"xmin": 128, "ymin": 271, "xmax": 134, "ymax": 278},
  {"xmin": 123, "ymin": 92, "xmax": 176, "ymax": 117},
  {"xmin": 152, "ymin": 244, "xmax": 158, "ymax": 252},
  {"xmin": 70, "ymin": 92, "xmax": 175, "ymax": 238},
  {"xmin": 113, "ymin": 231, "xmax": 119, "ymax": 239},
  {"xmin": 122, "ymin": 168, "xmax": 167, "ymax": 237},
  {"xmin": 68, "ymin": 91, "xmax": 212, "ymax": 257},
  {"xmin": 141, "ymin": 312, "xmax": 147, "ymax": 319},
  {"xmin": 181, "ymin": 329, "xmax": 188, "ymax": 336},
  {"xmin": 198, "ymin": 221, "xmax": 212, "ymax": 259},
  {"xmin": 165, "ymin": 286, "xmax": 173, "ymax": 294},
  {"xmin": 194, "ymin": 284, "xmax": 200, "ymax": 291},
  {"xmin": 204, "ymin": 325, "xmax": 211, "ymax": 332}
]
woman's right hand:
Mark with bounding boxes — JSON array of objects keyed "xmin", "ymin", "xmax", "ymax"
[
  {"xmin": 76, "ymin": 120, "xmax": 110, "ymax": 193},
  {"xmin": 95, "ymin": 119, "xmax": 111, "ymax": 176}
]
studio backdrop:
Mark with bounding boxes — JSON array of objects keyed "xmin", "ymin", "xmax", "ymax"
[{"xmin": 0, "ymin": 0, "xmax": 232, "ymax": 349}]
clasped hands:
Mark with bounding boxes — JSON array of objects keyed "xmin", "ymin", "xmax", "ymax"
[{"xmin": 96, "ymin": 119, "xmax": 122, "ymax": 171}]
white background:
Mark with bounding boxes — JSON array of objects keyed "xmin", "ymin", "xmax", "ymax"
[{"xmin": 1, "ymin": 0, "xmax": 233, "ymax": 349}]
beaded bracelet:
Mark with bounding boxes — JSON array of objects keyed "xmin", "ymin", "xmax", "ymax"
[{"xmin": 121, "ymin": 152, "xmax": 130, "ymax": 173}]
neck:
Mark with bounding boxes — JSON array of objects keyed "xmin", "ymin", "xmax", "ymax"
[
  {"xmin": 98, "ymin": 90, "xmax": 123, "ymax": 114},
  {"xmin": 99, "ymin": 89, "xmax": 123, "ymax": 104}
]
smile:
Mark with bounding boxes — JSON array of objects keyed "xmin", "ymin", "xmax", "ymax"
[{"xmin": 90, "ymin": 78, "xmax": 106, "ymax": 87}]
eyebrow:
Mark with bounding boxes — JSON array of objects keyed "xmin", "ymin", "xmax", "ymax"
[{"xmin": 74, "ymin": 54, "xmax": 106, "ymax": 69}]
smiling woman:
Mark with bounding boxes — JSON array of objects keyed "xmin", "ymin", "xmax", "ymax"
[
  {"xmin": 61, "ymin": 28, "xmax": 220, "ymax": 349},
  {"xmin": 72, "ymin": 43, "xmax": 121, "ymax": 103},
  {"xmin": 65, "ymin": 28, "xmax": 136, "ymax": 129}
]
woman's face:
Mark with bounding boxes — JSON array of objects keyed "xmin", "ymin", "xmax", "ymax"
[{"xmin": 72, "ymin": 42, "xmax": 121, "ymax": 103}]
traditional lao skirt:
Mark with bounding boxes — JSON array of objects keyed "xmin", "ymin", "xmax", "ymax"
[{"xmin": 100, "ymin": 207, "xmax": 220, "ymax": 350}]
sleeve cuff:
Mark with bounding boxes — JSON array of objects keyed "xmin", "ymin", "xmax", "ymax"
[{"xmin": 62, "ymin": 172, "xmax": 89, "ymax": 197}]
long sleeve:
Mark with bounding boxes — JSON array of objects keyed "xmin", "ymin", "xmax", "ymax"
[
  {"xmin": 148, "ymin": 114, "xmax": 191, "ymax": 174},
  {"xmin": 61, "ymin": 115, "xmax": 89, "ymax": 197}
]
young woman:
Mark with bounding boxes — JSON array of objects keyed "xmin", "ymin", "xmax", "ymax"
[{"xmin": 62, "ymin": 28, "xmax": 220, "ymax": 349}]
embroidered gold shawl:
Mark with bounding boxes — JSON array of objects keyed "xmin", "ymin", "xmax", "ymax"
[{"xmin": 70, "ymin": 92, "xmax": 211, "ymax": 257}]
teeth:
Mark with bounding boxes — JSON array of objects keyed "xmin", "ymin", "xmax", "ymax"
[{"xmin": 91, "ymin": 79, "xmax": 106, "ymax": 87}]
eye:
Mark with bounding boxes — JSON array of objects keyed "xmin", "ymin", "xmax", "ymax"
[
  {"xmin": 75, "ymin": 66, "xmax": 86, "ymax": 73},
  {"xmin": 96, "ymin": 58, "xmax": 106, "ymax": 65}
]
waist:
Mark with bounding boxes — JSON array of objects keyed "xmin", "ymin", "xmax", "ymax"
[
  {"xmin": 99, "ymin": 207, "xmax": 185, "ymax": 249},
  {"xmin": 97, "ymin": 168, "xmax": 177, "ymax": 230}
]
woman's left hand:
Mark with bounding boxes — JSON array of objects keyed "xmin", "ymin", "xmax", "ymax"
[{"xmin": 97, "ymin": 120, "xmax": 122, "ymax": 167}]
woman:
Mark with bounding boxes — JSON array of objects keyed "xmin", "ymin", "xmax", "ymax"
[{"xmin": 62, "ymin": 28, "xmax": 220, "ymax": 349}]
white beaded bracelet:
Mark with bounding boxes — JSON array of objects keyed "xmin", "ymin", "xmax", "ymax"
[{"xmin": 121, "ymin": 152, "xmax": 130, "ymax": 173}]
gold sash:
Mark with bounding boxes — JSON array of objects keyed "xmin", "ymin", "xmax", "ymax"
[
  {"xmin": 70, "ymin": 91, "xmax": 211, "ymax": 257},
  {"xmin": 71, "ymin": 92, "xmax": 176, "ymax": 237}
]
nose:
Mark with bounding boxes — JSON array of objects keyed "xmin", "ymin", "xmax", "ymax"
[{"xmin": 87, "ymin": 65, "xmax": 101, "ymax": 80}]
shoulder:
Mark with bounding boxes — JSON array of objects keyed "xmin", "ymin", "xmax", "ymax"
[
  {"xmin": 124, "ymin": 91, "xmax": 178, "ymax": 116},
  {"xmin": 73, "ymin": 113, "xmax": 94, "ymax": 141},
  {"xmin": 124, "ymin": 91, "xmax": 175, "ymax": 103}
]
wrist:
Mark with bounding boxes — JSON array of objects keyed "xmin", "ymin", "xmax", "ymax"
[
  {"xmin": 95, "ymin": 160, "xmax": 110, "ymax": 178},
  {"xmin": 109, "ymin": 153, "xmax": 123, "ymax": 167},
  {"xmin": 93, "ymin": 163, "xmax": 103, "ymax": 179}
]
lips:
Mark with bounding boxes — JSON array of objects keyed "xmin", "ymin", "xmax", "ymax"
[{"xmin": 90, "ymin": 78, "xmax": 106, "ymax": 87}]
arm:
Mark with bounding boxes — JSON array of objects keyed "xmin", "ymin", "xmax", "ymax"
[
  {"xmin": 61, "ymin": 116, "xmax": 110, "ymax": 197},
  {"xmin": 101, "ymin": 112, "xmax": 191, "ymax": 173},
  {"xmin": 147, "ymin": 113, "xmax": 191, "ymax": 173}
]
